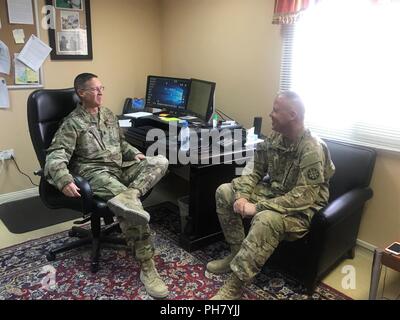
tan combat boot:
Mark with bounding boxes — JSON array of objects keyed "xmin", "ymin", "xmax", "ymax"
[
  {"xmin": 206, "ymin": 244, "xmax": 241, "ymax": 274},
  {"xmin": 107, "ymin": 189, "xmax": 150, "ymax": 225},
  {"xmin": 140, "ymin": 259, "xmax": 169, "ymax": 299},
  {"xmin": 211, "ymin": 273, "xmax": 244, "ymax": 300}
]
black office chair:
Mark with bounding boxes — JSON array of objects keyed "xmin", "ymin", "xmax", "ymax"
[
  {"xmin": 264, "ymin": 139, "xmax": 376, "ymax": 293},
  {"xmin": 27, "ymin": 88, "xmax": 147, "ymax": 272}
]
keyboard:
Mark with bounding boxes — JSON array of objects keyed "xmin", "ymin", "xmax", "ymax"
[
  {"xmin": 124, "ymin": 126, "xmax": 154, "ymax": 143},
  {"xmin": 125, "ymin": 125, "xmax": 177, "ymax": 141}
]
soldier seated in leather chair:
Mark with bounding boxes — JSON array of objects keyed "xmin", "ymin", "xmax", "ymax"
[
  {"xmin": 45, "ymin": 73, "xmax": 169, "ymax": 299},
  {"xmin": 207, "ymin": 91, "xmax": 335, "ymax": 300}
]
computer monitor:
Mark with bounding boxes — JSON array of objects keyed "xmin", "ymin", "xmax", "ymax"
[
  {"xmin": 186, "ymin": 78, "xmax": 216, "ymax": 123},
  {"xmin": 145, "ymin": 75, "xmax": 190, "ymax": 114}
]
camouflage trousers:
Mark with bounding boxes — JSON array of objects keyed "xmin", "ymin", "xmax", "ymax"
[
  {"xmin": 88, "ymin": 155, "xmax": 169, "ymax": 262},
  {"xmin": 215, "ymin": 183, "xmax": 312, "ymax": 282}
]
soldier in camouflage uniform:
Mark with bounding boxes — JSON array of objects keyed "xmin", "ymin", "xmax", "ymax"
[
  {"xmin": 208, "ymin": 91, "xmax": 335, "ymax": 300},
  {"xmin": 44, "ymin": 73, "xmax": 169, "ymax": 299}
]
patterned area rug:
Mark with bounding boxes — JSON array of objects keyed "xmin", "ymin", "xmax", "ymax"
[{"xmin": 0, "ymin": 203, "xmax": 349, "ymax": 300}]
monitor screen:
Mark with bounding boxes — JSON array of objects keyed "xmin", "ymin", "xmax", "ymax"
[
  {"xmin": 186, "ymin": 78, "xmax": 216, "ymax": 123},
  {"xmin": 145, "ymin": 75, "xmax": 190, "ymax": 112}
]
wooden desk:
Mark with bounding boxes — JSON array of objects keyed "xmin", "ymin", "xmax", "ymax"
[
  {"xmin": 124, "ymin": 121, "xmax": 253, "ymax": 251},
  {"xmin": 369, "ymin": 245, "xmax": 400, "ymax": 300}
]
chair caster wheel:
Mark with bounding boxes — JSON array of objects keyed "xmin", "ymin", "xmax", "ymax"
[
  {"xmin": 68, "ymin": 230, "xmax": 78, "ymax": 237},
  {"xmin": 91, "ymin": 262, "xmax": 99, "ymax": 273},
  {"xmin": 46, "ymin": 252, "xmax": 56, "ymax": 261}
]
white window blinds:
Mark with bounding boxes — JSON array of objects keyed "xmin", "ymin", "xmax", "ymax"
[{"xmin": 280, "ymin": 0, "xmax": 400, "ymax": 152}]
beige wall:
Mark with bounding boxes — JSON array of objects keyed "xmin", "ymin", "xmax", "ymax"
[
  {"xmin": 160, "ymin": 0, "xmax": 281, "ymax": 130},
  {"xmin": 0, "ymin": 0, "xmax": 398, "ymax": 248},
  {"xmin": 359, "ymin": 151, "xmax": 400, "ymax": 247},
  {"xmin": 0, "ymin": 0, "xmax": 162, "ymax": 194}
]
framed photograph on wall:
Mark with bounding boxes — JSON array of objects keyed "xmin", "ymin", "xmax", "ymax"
[
  {"xmin": 55, "ymin": 0, "xmax": 83, "ymax": 10},
  {"xmin": 60, "ymin": 11, "xmax": 80, "ymax": 30},
  {"xmin": 46, "ymin": 0, "xmax": 93, "ymax": 60}
]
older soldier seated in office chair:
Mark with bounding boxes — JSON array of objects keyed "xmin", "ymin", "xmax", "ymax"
[
  {"xmin": 207, "ymin": 91, "xmax": 335, "ymax": 300},
  {"xmin": 44, "ymin": 73, "xmax": 169, "ymax": 299}
]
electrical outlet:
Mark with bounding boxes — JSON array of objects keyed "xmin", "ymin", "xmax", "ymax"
[{"xmin": 0, "ymin": 149, "xmax": 14, "ymax": 160}]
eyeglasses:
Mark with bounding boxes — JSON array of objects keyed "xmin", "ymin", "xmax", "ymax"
[{"xmin": 84, "ymin": 86, "xmax": 105, "ymax": 93}]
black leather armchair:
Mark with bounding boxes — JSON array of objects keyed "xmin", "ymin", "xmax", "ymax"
[
  {"xmin": 265, "ymin": 139, "xmax": 377, "ymax": 293},
  {"xmin": 27, "ymin": 88, "xmax": 135, "ymax": 272}
]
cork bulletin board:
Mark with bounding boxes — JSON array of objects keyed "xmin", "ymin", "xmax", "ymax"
[{"xmin": 0, "ymin": 0, "xmax": 44, "ymax": 89}]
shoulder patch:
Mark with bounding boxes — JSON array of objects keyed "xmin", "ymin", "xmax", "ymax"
[{"xmin": 307, "ymin": 167, "xmax": 320, "ymax": 181}]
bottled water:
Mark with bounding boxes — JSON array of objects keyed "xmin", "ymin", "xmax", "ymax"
[
  {"xmin": 180, "ymin": 120, "xmax": 190, "ymax": 152},
  {"xmin": 212, "ymin": 114, "xmax": 218, "ymax": 128}
]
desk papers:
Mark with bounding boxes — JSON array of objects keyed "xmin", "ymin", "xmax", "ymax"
[
  {"xmin": 124, "ymin": 112, "xmax": 152, "ymax": 118},
  {"xmin": 179, "ymin": 115, "xmax": 197, "ymax": 120},
  {"xmin": 159, "ymin": 117, "xmax": 180, "ymax": 122},
  {"xmin": 118, "ymin": 119, "xmax": 132, "ymax": 128},
  {"xmin": 244, "ymin": 138, "xmax": 264, "ymax": 147}
]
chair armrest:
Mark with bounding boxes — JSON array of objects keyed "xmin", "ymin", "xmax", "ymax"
[
  {"xmin": 320, "ymin": 188, "xmax": 373, "ymax": 225},
  {"xmin": 72, "ymin": 174, "xmax": 94, "ymax": 215}
]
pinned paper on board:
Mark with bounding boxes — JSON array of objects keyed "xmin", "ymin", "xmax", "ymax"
[
  {"xmin": 14, "ymin": 53, "xmax": 39, "ymax": 85},
  {"xmin": 0, "ymin": 78, "xmax": 10, "ymax": 109},
  {"xmin": 0, "ymin": 0, "xmax": 44, "ymax": 88},
  {"xmin": 7, "ymin": 0, "xmax": 34, "ymax": 25},
  {"xmin": 17, "ymin": 35, "xmax": 52, "ymax": 72},
  {"xmin": 0, "ymin": 41, "xmax": 11, "ymax": 75},
  {"xmin": 12, "ymin": 29, "xmax": 25, "ymax": 44}
]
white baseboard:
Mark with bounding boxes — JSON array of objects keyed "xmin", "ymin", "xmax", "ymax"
[
  {"xmin": 357, "ymin": 239, "xmax": 376, "ymax": 252},
  {"xmin": 0, "ymin": 187, "xmax": 39, "ymax": 205}
]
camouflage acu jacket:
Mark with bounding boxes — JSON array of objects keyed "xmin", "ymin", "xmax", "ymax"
[
  {"xmin": 44, "ymin": 104, "xmax": 141, "ymax": 191},
  {"xmin": 232, "ymin": 129, "xmax": 335, "ymax": 215}
]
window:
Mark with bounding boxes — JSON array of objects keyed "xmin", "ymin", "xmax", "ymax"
[{"xmin": 280, "ymin": 0, "xmax": 400, "ymax": 152}]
